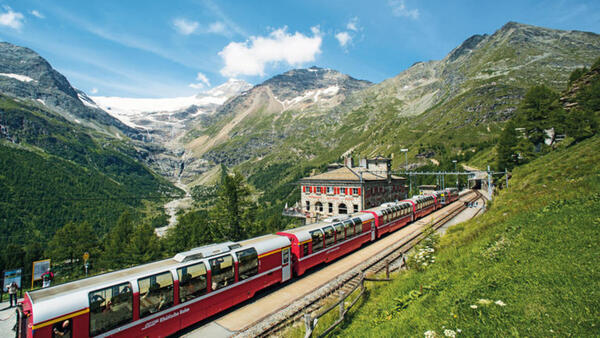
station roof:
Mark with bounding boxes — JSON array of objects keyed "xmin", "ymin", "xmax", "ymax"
[{"xmin": 300, "ymin": 166, "xmax": 405, "ymax": 183}]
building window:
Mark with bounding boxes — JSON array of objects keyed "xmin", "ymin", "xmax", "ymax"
[
  {"xmin": 315, "ymin": 202, "xmax": 323, "ymax": 212},
  {"xmin": 339, "ymin": 203, "xmax": 347, "ymax": 214},
  {"xmin": 305, "ymin": 201, "xmax": 310, "ymax": 211},
  {"xmin": 326, "ymin": 186, "xmax": 333, "ymax": 194},
  {"xmin": 353, "ymin": 204, "xmax": 359, "ymax": 213},
  {"xmin": 352, "ymin": 188, "xmax": 358, "ymax": 195},
  {"xmin": 328, "ymin": 202, "xmax": 333, "ymax": 213}
]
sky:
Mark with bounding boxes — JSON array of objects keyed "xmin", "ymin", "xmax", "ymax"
[{"xmin": 0, "ymin": 0, "xmax": 599, "ymax": 98}]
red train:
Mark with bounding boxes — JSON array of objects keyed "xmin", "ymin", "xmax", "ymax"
[{"xmin": 16, "ymin": 188, "xmax": 461, "ymax": 338}]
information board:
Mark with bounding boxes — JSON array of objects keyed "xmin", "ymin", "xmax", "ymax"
[
  {"xmin": 32, "ymin": 259, "xmax": 51, "ymax": 282},
  {"xmin": 2, "ymin": 268, "xmax": 22, "ymax": 292}
]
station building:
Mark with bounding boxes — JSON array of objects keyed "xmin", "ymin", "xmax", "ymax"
[{"xmin": 299, "ymin": 156, "xmax": 407, "ymax": 222}]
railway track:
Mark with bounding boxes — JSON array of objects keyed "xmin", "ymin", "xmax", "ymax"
[{"xmin": 245, "ymin": 190, "xmax": 483, "ymax": 338}]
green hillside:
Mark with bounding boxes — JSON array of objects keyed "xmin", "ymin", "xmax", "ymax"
[
  {"xmin": 0, "ymin": 96, "xmax": 178, "ymax": 275},
  {"xmin": 330, "ymin": 135, "xmax": 600, "ymax": 336}
]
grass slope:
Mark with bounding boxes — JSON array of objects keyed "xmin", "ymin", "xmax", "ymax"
[{"xmin": 333, "ymin": 135, "xmax": 600, "ymax": 337}]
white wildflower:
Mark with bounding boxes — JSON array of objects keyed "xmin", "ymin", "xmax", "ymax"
[
  {"xmin": 477, "ymin": 299, "xmax": 492, "ymax": 305},
  {"xmin": 424, "ymin": 330, "xmax": 436, "ymax": 338},
  {"xmin": 470, "ymin": 304, "xmax": 478, "ymax": 309},
  {"xmin": 495, "ymin": 300, "xmax": 506, "ymax": 306},
  {"xmin": 444, "ymin": 329, "xmax": 457, "ymax": 337},
  {"xmin": 457, "ymin": 329, "xmax": 462, "ymax": 333}
]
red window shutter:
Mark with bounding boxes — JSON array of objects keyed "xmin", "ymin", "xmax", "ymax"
[
  {"xmin": 358, "ymin": 188, "xmax": 362, "ymax": 195},
  {"xmin": 303, "ymin": 186, "xmax": 306, "ymax": 193},
  {"xmin": 322, "ymin": 187, "xmax": 326, "ymax": 193}
]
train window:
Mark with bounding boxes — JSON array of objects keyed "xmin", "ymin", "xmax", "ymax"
[
  {"xmin": 138, "ymin": 272, "xmax": 174, "ymax": 318},
  {"xmin": 323, "ymin": 226, "xmax": 335, "ymax": 247},
  {"xmin": 177, "ymin": 262, "xmax": 207, "ymax": 303},
  {"xmin": 236, "ymin": 248, "xmax": 259, "ymax": 281},
  {"xmin": 303, "ymin": 243, "xmax": 309, "ymax": 256},
  {"xmin": 343, "ymin": 220, "xmax": 354, "ymax": 239},
  {"xmin": 52, "ymin": 319, "xmax": 71, "ymax": 338},
  {"xmin": 209, "ymin": 255, "xmax": 235, "ymax": 290},
  {"xmin": 334, "ymin": 223, "xmax": 344, "ymax": 242},
  {"xmin": 352, "ymin": 218, "xmax": 363, "ymax": 233},
  {"xmin": 89, "ymin": 282, "xmax": 132, "ymax": 336},
  {"xmin": 310, "ymin": 229, "xmax": 324, "ymax": 252}
]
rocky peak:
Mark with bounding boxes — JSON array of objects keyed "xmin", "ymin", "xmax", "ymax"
[
  {"xmin": 259, "ymin": 66, "xmax": 372, "ymax": 101},
  {"xmin": 0, "ymin": 42, "xmax": 137, "ymax": 136}
]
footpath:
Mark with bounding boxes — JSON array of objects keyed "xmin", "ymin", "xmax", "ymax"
[{"xmin": 0, "ymin": 297, "xmax": 21, "ymax": 336}]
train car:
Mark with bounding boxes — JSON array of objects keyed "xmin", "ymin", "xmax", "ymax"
[
  {"xmin": 429, "ymin": 191, "xmax": 443, "ymax": 210},
  {"xmin": 18, "ymin": 236, "xmax": 291, "ymax": 338},
  {"xmin": 361, "ymin": 201, "xmax": 414, "ymax": 238},
  {"xmin": 276, "ymin": 213, "xmax": 374, "ymax": 276},
  {"xmin": 445, "ymin": 187, "xmax": 459, "ymax": 204},
  {"xmin": 402, "ymin": 194, "xmax": 436, "ymax": 220}
]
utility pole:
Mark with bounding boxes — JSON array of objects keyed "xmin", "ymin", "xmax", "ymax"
[
  {"xmin": 505, "ymin": 167, "xmax": 509, "ymax": 189},
  {"xmin": 487, "ymin": 165, "xmax": 493, "ymax": 200},
  {"xmin": 452, "ymin": 160, "xmax": 458, "ymax": 189}
]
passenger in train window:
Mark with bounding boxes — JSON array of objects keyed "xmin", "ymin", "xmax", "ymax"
[{"xmin": 52, "ymin": 319, "xmax": 71, "ymax": 338}]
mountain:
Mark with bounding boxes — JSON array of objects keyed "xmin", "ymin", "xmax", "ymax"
[
  {"xmin": 0, "ymin": 42, "xmax": 138, "ymax": 137},
  {"xmin": 181, "ymin": 22, "xmax": 600, "ymax": 211},
  {"xmin": 182, "ymin": 66, "xmax": 372, "ymax": 182}
]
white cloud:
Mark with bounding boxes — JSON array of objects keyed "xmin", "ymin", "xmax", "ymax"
[
  {"xmin": 90, "ymin": 88, "xmax": 99, "ymax": 94},
  {"xmin": 388, "ymin": 0, "xmax": 419, "ymax": 19},
  {"xmin": 335, "ymin": 31, "xmax": 352, "ymax": 48},
  {"xmin": 189, "ymin": 72, "xmax": 211, "ymax": 89},
  {"xmin": 0, "ymin": 6, "xmax": 24, "ymax": 30},
  {"xmin": 219, "ymin": 26, "xmax": 322, "ymax": 77},
  {"xmin": 30, "ymin": 10, "xmax": 44, "ymax": 19},
  {"xmin": 173, "ymin": 18, "xmax": 199, "ymax": 35},
  {"xmin": 208, "ymin": 21, "xmax": 227, "ymax": 34},
  {"xmin": 347, "ymin": 17, "xmax": 359, "ymax": 31}
]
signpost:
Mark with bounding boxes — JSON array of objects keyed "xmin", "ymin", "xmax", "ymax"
[
  {"xmin": 31, "ymin": 259, "xmax": 51, "ymax": 288},
  {"xmin": 83, "ymin": 252, "xmax": 90, "ymax": 277}
]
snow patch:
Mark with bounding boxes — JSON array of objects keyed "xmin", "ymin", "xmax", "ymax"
[
  {"xmin": 0, "ymin": 73, "xmax": 36, "ymax": 83},
  {"xmin": 281, "ymin": 85, "xmax": 340, "ymax": 109}
]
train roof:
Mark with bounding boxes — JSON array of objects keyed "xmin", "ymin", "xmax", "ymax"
[
  {"xmin": 26, "ymin": 235, "xmax": 291, "ymax": 325},
  {"xmin": 278, "ymin": 212, "xmax": 373, "ymax": 242}
]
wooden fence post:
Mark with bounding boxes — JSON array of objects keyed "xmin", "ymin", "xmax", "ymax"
[
  {"xmin": 339, "ymin": 292, "xmax": 345, "ymax": 320},
  {"xmin": 304, "ymin": 313, "xmax": 313, "ymax": 338}
]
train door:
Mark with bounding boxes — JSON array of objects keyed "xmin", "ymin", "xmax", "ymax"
[
  {"xmin": 281, "ymin": 247, "xmax": 291, "ymax": 282},
  {"xmin": 371, "ymin": 221, "xmax": 376, "ymax": 241}
]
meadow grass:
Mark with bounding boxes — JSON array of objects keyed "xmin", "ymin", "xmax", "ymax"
[{"xmin": 329, "ymin": 135, "xmax": 600, "ymax": 337}]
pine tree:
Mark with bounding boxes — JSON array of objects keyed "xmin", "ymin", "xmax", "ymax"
[
  {"xmin": 517, "ymin": 85, "xmax": 562, "ymax": 146},
  {"xmin": 213, "ymin": 169, "xmax": 255, "ymax": 241},
  {"xmin": 127, "ymin": 222, "xmax": 162, "ymax": 264},
  {"xmin": 165, "ymin": 209, "xmax": 212, "ymax": 253},
  {"xmin": 47, "ymin": 222, "xmax": 99, "ymax": 271},
  {"xmin": 100, "ymin": 211, "xmax": 135, "ymax": 268},
  {"xmin": 496, "ymin": 120, "xmax": 519, "ymax": 171}
]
